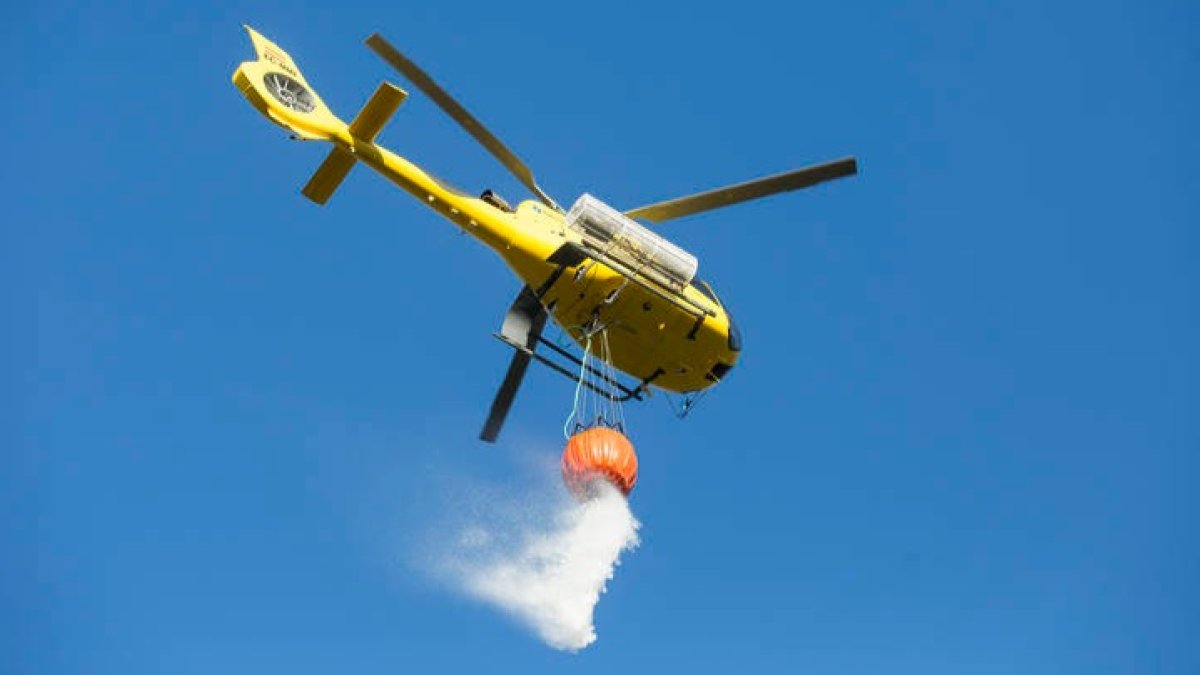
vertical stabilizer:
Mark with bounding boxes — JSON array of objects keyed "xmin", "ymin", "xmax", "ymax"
[{"xmin": 232, "ymin": 26, "xmax": 346, "ymax": 140}]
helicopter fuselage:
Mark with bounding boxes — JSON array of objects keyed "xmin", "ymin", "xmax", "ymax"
[
  {"xmin": 340, "ymin": 133, "xmax": 740, "ymax": 393},
  {"xmin": 232, "ymin": 37, "xmax": 739, "ymax": 394}
]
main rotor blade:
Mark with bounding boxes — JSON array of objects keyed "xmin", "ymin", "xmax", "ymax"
[
  {"xmin": 365, "ymin": 34, "xmax": 562, "ymax": 212},
  {"xmin": 624, "ymin": 156, "xmax": 858, "ymax": 223},
  {"xmin": 480, "ymin": 350, "xmax": 533, "ymax": 443},
  {"xmin": 480, "ymin": 287, "xmax": 549, "ymax": 443}
]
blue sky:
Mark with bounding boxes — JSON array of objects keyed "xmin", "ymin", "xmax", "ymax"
[{"xmin": 6, "ymin": 0, "xmax": 1197, "ymax": 672}]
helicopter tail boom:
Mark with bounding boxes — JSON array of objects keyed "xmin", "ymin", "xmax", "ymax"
[{"xmin": 234, "ymin": 27, "xmax": 412, "ymax": 205}]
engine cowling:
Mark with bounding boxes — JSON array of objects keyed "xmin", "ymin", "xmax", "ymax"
[{"xmin": 564, "ymin": 194, "xmax": 698, "ymax": 290}]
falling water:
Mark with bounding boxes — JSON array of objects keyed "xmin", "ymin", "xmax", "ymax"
[{"xmin": 438, "ymin": 479, "xmax": 640, "ymax": 651}]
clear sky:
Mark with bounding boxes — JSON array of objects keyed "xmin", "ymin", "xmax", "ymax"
[{"xmin": 6, "ymin": 1, "xmax": 1197, "ymax": 672}]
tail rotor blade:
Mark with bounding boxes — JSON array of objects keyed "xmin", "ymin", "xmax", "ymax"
[{"xmin": 365, "ymin": 34, "xmax": 561, "ymax": 212}]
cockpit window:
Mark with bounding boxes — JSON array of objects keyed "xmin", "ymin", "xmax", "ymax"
[
  {"xmin": 691, "ymin": 279, "xmax": 741, "ymax": 351},
  {"xmin": 727, "ymin": 312, "xmax": 743, "ymax": 352},
  {"xmin": 691, "ymin": 278, "xmax": 719, "ymax": 304}
]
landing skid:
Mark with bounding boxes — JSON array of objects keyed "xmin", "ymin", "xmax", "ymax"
[{"xmin": 492, "ymin": 331, "xmax": 650, "ymax": 403}]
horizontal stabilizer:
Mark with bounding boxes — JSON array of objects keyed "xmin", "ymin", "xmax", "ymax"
[
  {"xmin": 302, "ymin": 147, "xmax": 356, "ymax": 205},
  {"xmin": 348, "ymin": 82, "xmax": 408, "ymax": 143}
]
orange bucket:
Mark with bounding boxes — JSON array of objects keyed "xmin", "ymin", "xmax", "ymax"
[{"xmin": 561, "ymin": 426, "xmax": 638, "ymax": 498}]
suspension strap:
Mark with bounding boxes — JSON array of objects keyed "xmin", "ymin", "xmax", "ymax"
[
  {"xmin": 563, "ymin": 332, "xmax": 593, "ymax": 439},
  {"xmin": 561, "ymin": 324, "xmax": 629, "ymax": 438}
]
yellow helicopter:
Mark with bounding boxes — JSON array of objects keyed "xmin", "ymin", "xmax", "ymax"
[{"xmin": 232, "ymin": 26, "xmax": 857, "ymax": 441}]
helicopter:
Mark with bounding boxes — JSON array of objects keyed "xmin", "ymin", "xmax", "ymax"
[{"xmin": 232, "ymin": 26, "xmax": 857, "ymax": 442}]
